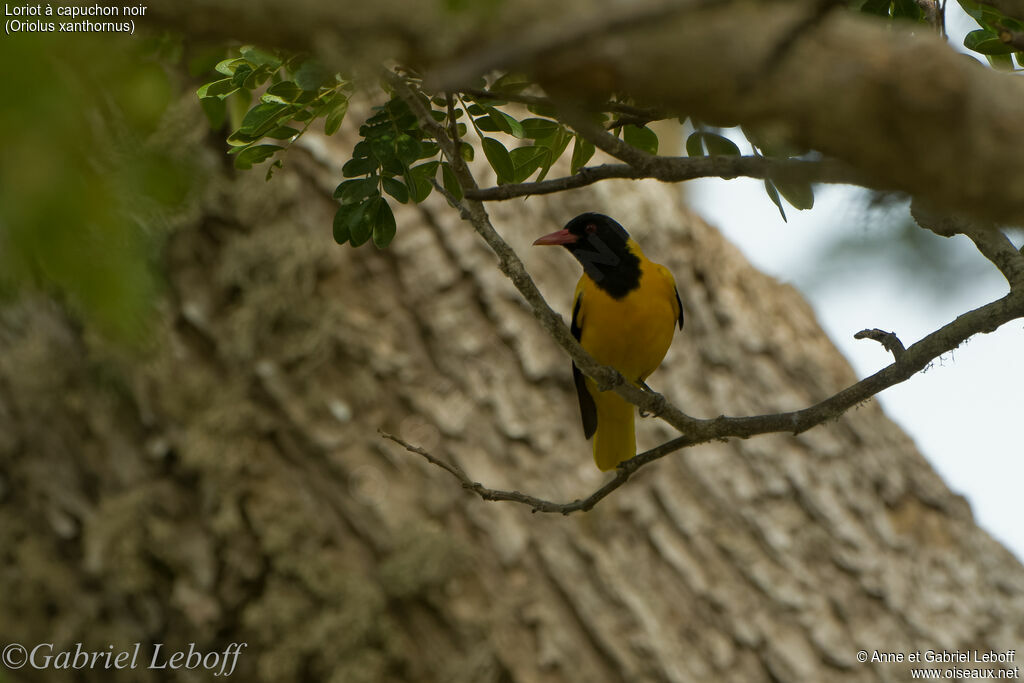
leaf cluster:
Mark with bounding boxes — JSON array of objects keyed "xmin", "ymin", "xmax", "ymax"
[
  {"xmin": 199, "ymin": 59, "xmax": 830, "ymax": 245},
  {"xmin": 958, "ymin": 0, "xmax": 1024, "ymax": 69},
  {"xmin": 197, "ymin": 45, "xmax": 352, "ymax": 177}
]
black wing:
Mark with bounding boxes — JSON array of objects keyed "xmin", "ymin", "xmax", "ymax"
[
  {"xmin": 571, "ymin": 293, "xmax": 597, "ymax": 439},
  {"xmin": 674, "ymin": 286, "xmax": 685, "ymax": 330}
]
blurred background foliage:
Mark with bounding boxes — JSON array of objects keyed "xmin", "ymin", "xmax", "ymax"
[{"xmin": 0, "ymin": 33, "xmax": 198, "ymax": 344}]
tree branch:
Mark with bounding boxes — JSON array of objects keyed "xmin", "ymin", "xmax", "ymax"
[
  {"xmin": 385, "ymin": 290, "xmax": 1024, "ymax": 513},
  {"xmin": 911, "ymin": 199, "xmax": 1024, "ymax": 289},
  {"xmin": 998, "ymin": 27, "xmax": 1024, "ymax": 50},
  {"xmin": 464, "ymin": 157, "xmax": 866, "ymax": 201}
]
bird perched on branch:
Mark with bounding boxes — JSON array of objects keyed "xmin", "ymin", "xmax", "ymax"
[{"xmin": 534, "ymin": 213, "xmax": 684, "ymax": 471}]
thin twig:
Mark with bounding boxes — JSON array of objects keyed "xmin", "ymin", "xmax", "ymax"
[{"xmin": 381, "ymin": 429, "xmax": 665, "ymax": 514}]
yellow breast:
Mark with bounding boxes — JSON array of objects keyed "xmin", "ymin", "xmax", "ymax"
[{"xmin": 575, "ymin": 247, "xmax": 679, "ymax": 383}]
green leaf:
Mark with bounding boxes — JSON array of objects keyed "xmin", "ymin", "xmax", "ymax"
[
  {"xmin": 197, "ymin": 78, "xmax": 238, "ymax": 100},
  {"xmin": 324, "ymin": 98, "xmax": 349, "ymax": 136},
  {"xmin": 686, "ymin": 131, "xmax": 741, "ymax": 157},
  {"xmin": 482, "ymin": 137, "xmax": 515, "ymax": 184},
  {"xmin": 229, "ymin": 63, "xmax": 253, "ymax": 88},
  {"xmin": 333, "ymin": 204, "xmax": 354, "ymax": 244},
  {"xmin": 349, "ymin": 198, "xmax": 376, "ymax": 247},
  {"xmin": 264, "ymin": 126, "xmax": 299, "ymax": 140},
  {"xmin": 293, "ymin": 59, "xmax": 331, "ymax": 91},
  {"xmin": 227, "ymin": 131, "xmax": 258, "ymax": 147},
  {"xmin": 522, "ymin": 118, "xmax": 560, "ymax": 140},
  {"xmin": 370, "ymin": 135, "xmax": 397, "ymax": 163},
  {"xmin": 395, "ymin": 134, "xmax": 424, "ymax": 165},
  {"xmin": 510, "ymin": 145, "xmax": 548, "ymax": 182},
  {"xmin": 242, "ymin": 64, "xmax": 273, "ymax": 90},
  {"xmin": 958, "ymin": 0, "xmax": 1007, "ymax": 29},
  {"xmin": 234, "ymin": 144, "xmax": 282, "ymax": 170},
  {"xmin": 685, "ymin": 131, "xmax": 705, "ymax": 157},
  {"xmin": 262, "ymin": 81, "xmax": 302, "ymax": 104},
  {"xmin": 526, "ymin": 101, "xmax": 558, "ymax": 118},
  {"xmin": 475, "ymin": 116, "xmax": 500, "ymax": 133},
  {"xmin": 570, "ymin": 136, "xmax": 595, "ymax": 174},
  {"xmin": 408, "ymin": 161, "xmax": 440, "ymax": 202},
  {"xmin": 351, "ymin": 140, "xmax": 372, "ymax": 159},
  {"xmin": 214, "ymin": 57, "xmax": 247, "ymax": 76},
  {"xmin": 536, "ymin": 126, "xmax": 571, "ymax": 182},
  {"xmin": 441, "ymin": 162, "xmax": 463, "ymax": 200},
  {"xmin": 372, "ymin": 200, "xmax": 397, "ymax": 248},
  {"xmin": 342, "ymin": 157, "xmax": 377, "ymax": 177},
  {"xmin": 334, "ymin": 177, "xmax": 379, "ymax": 204},
  {"xmin": 964, "ymin": 29, "xmax": 1015, "ymax": 54},
  {"xmin": 420, "ymin": 142, "xmax": 440, "ymax": 158},
  {"xmin": 382, "ymin": 176, "xmax": 409, "ymax": 203},
  {"xmin": 240, "ymin": 102, "xmax": 290, "ymax": 135},
  {"xmin": 239, "ymin": 45, "xmax": 282, "ymax": 69},
  {"xmin": 460, "ymin": 142, "xmax": 474, "ymax": 162},
  {"xmin": 490, "ymin": 72, "xmax": 532, "ymax": 94},
  {"xmin": 380, "ymin": 155, "xmax": 405, "ymax": 176},
  {"xmin": 485, "ymin": 106, "xmax": 525, "ymax": 138},
  {"xmin": 987, "ymin": 52, "xmax": 1015, "ymax": 69},
  {"xmin": 775, "ymin": 178, "xmax": 814, "ymax": 210},
  {"xmin": 763, "ymin": 179, "xmax": 787, "ymax": 222},
  {"xmin": 705, "ymin": 133, "xmax": 741, "ymax": 157},
  {"xmin": 623, "ymin": 124, "xmax": 659, "ymax": 155}
]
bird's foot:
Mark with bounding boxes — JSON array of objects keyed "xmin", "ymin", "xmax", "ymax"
[{"xmin": 636, "ymin": 381, "xmax": 666, "ymax": 418}]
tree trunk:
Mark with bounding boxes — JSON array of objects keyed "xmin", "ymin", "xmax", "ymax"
[{"xmin": 1, "ymin": 109, "xmax": 1021, "ymax": 683}]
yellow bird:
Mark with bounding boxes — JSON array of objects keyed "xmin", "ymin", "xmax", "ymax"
[{"xmin": 534, "ymin": 213, "xmax": 683, "ymax": 471}]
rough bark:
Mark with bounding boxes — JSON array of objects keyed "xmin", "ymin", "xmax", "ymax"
[{"xmin": 0, "ymin": 105, "xmax": 1022, "ymax": 683}]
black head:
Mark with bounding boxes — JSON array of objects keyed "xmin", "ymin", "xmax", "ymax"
[{"xmin": 533, "ymin": 213, "xmax": 641, "ymax": 298}]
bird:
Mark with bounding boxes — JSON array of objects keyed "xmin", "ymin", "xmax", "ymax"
[{"xmin": 534, "ymin": 212, "xmax": 683, "ymax": 471}]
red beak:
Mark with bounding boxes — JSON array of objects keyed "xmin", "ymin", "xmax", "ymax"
[{"xmin": 533, "ymin": 228, "xmax": 578, "ymax": 246}]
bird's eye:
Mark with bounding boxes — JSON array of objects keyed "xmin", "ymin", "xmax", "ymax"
[{"xmin": 585, "ymin": 223, "xmax": 598, "ymax": 234}]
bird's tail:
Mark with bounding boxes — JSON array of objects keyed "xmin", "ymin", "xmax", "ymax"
[{"xmin": 591, "ymin": 388, "xmax": 636, "ymax": 471}]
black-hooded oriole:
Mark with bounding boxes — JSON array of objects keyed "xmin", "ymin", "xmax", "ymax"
[{"xmin": 534, "ymin": 212, "xmax": 683, "ymax": 471}]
